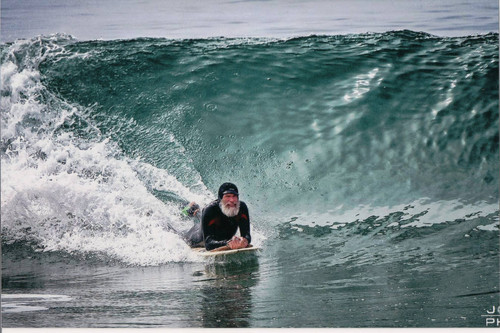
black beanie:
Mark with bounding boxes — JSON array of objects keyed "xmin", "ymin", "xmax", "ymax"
[{"xmin": 218, "ymin": 182, "xmax": 239, "ymax": 199}]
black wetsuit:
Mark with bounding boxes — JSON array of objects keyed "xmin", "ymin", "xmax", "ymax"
[{"xmin": 184, "ymin": 200, "xmax": 251, "ymax": 250}]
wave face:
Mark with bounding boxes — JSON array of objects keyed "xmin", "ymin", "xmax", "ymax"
[{"xmin": 1, "ymin": 32, "xmax": 498, "ymax": 266}]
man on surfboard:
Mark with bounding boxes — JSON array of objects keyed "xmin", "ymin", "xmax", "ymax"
[{"xmin": 183, "ymin": 182, "xmax": 251, "ymax": 251}]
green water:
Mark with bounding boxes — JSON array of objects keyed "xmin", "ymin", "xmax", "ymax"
[{"xmin": 1, "ymin": 31, "xmax": 498, "ymax": 327}]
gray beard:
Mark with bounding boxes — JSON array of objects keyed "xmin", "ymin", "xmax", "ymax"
[{"xmin": 219, "ymin": 200, "xmax": 240, "ymax": 217}]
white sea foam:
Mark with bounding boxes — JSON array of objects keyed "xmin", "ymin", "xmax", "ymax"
[
  {"xmin": 1, "ymin": 294, "xmax": 72, "ymax": 313},
  {"xmin": 0, "ymin": 37, "xmax": 219, "ymax": 265},
  {"xmin": 2, "ymin": 304, "xmax": 49, "ymax": 313},
  {"xmin": 2, "ymin": 294, "xmax": 73, "ymax": 300}
]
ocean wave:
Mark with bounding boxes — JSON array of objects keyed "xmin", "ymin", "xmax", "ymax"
[{"xmin": 1, "ymin": 32, "xmax": 497, "ymax": 265}]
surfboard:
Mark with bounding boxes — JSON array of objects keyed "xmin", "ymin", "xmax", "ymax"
[{"xmin": 192, "ymin": 245, "xmax": 260, "ymax": 257}]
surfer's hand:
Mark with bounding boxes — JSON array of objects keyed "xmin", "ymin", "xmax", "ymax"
[
  {"xmin": 228, "ymin": 236, "xmax": 248, "ymax": 249},
  {"xmin": 238, "ymin": 237, "xmax": 249, "ymax": 248},
  {"xmin": 227, "ymin": 237, "xmax": 239, "ymax": 249}
]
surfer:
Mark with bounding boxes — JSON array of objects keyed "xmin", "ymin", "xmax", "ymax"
[{"xmin": 182, "ymin": 182, "xmax": 251, "ymax": 251}]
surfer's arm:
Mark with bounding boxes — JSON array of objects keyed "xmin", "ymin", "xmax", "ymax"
[
  {"xmin": 204, "ymin": 235, "xmax": 228, "ymax": 251},
  {"xmin": 239, "ymin": 202, "xmax": 251, "ymax": 245}
]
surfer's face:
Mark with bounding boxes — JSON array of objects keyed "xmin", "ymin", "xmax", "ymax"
[
  {"xmin": 220, "ymin": 193, "xmax": 240, "ymax": 217},
  {"xmin": 222, "ymin": 193, "xmax": 238, "ymax": 206}
]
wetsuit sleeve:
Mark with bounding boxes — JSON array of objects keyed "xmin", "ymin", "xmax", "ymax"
[
  {"xmin": 201, "ymin": 204, "xmax": 228, "ymax": 251},
  {"xmin": 239, "ymin": 202, "xmax": 251, "ymax": 244}
]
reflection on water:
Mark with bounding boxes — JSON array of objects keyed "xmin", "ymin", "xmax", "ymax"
[{"xmin": 197, "ymin": 256, "xmax": 260, "ymax": 327}]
